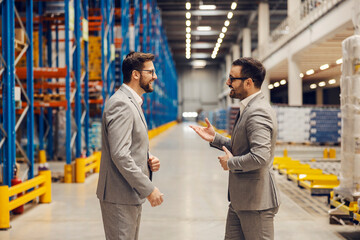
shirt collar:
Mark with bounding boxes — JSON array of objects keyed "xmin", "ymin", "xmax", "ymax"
[
  {"xmin": 123, "ymin": 84, "xmax": 143, "ymax": 106},
  {"xmin": 239, "ymin": 90, "xmax": 261, "ymax": 113}
]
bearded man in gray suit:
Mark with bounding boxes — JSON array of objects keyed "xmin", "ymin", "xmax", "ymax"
[
  {"xmin": 97, "ymin": 52, "xmax": 164, "ymax": 240},
  {"xmin": 190, "ymin": 58, "xmax": 280, "ymax": 240}
]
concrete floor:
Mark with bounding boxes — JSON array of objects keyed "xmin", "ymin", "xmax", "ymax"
[{"xmin": 1, "ymin": 122, "xmax": 360, "ymax": 239}]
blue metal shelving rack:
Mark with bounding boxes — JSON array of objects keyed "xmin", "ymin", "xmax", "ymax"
[
  {"xmin": 1, "ymin": 0, "xmax": 178, "ymax": 187},
  {"xmin": 1, "ymin": 0, "xmax": 35, "ymax": 186}
]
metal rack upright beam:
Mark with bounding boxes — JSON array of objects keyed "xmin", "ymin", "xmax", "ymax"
[
  {"xmin": 1, "ymin": 0, "xmax": 16, "ymax": 185},
  {"xmin": 46, "ymin": 20, "xmax": 54, "ymax": 160},
  {"xmin": 84, "ymin": 0, "xmax": 90, "ymax": 156},
  {"xmin": 74, "ymin": 0, "xmax": 82, "ymax": 158},
  {"xmin": 26, "ymin": 0, "xmax": 35, "ymax": 179},
  {"xmin": 38, "ymin": 2, "xmax": 45, "ymax": 152},
  {"xmin": 64, "ymin": 0, "xmax": 72, "ymax": 164}
]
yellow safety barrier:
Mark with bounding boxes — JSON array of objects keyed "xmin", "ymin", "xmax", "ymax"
[
  {"xmin": 273, "ymin": 156, "xmax": 292, "ymax": 166},
  {"xmin": 287, "ymin": 168, "xmax": 323, "ymax": 182},
  {"xmin": 278, "ymin": 163, "xmax": 311, "ymax": 175},
  {"xmin": 283, "ymin": 149, "xmax": 288, "ymax": 157},
  {"xmin": 64, "ymin": 164, "xmax": 73, "ymax": 183},
  {"xmin": 148, "ymin": 121, "xmax": 178, "ymax": 139},
  {"xmin": 330, "ymin": 199, "xmax": 358, "ymax": 215},
  {"xmin": 276, "ymin": 160, "xmax": 302, "ymax": 171},
  {"xmin": 329, "ymin": 148, "xmax": 336, "ymax": 159},
  {"xmin": 0, "ymin": 170, "xmax": 51, "ymax": 229},
  {"xmin": 38, "ymin": 149, "xmax": 47, "ymax": 163},
  {"xmin": 298, "ymin": 174, "xmax": 339, "ymax": 195},
  {"xmin": 75, "ymin": 151, "xmax": 101, "ymax": 183}
]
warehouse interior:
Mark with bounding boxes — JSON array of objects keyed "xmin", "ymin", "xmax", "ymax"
[{"xmin": 1, "ymin": 0, "xmax": 360, "ymax": 239}]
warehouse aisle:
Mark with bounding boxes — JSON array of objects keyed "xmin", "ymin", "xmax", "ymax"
[{"xmin": 0, "ymin": 122, "xmax": 359, "ymax": 240}]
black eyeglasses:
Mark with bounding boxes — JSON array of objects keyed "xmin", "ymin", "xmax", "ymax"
[
  {"xmin": 229, "ymin": 76, "xmax": 249, "ymax": 83},
  {"xmin": 136, "ymin": 69, "xmax": 156, "ymax": 77}
]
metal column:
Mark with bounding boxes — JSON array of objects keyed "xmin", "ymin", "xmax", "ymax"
[{"xmin": 26, "ymin": 0, "xmax": 35, "ymax": 179}]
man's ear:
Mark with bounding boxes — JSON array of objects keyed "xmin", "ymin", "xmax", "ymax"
[{"xmin": 132, "ymin": 70, "xmax": 140, "ymax": 80}]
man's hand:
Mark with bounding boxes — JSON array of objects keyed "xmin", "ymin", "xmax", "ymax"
[
  {"xmin": 218, "ymin": 146, "xmax": 233, "ymax": 171},
  {"xmin": 189, "ymin": 118, "xmax": 216, "ymax": 142},
  {"xmin": 147, "ymin": 187, "xmax": 164, "ymax": 207},
  {"xmin": 149, "ymin": 155, "xmax": 160, "ymax": 172}
]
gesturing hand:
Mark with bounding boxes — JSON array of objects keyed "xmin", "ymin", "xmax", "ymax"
[
  {"xmin": 189, "ymin": 118, "xmax": 216, "ymax": 142},
  {"xmin": 147, "ymin": 187, "xmax": 164, "ymax": 207},
  {"xmin": 149, "ymin": 155, "xmax": 160, "ymax": 172},
  {"xmin": 218, "ymin": 146, "xmax": 233, "ymax": 171}
]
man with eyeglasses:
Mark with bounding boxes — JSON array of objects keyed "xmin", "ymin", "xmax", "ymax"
[
  {"xmin": 190, "ymin": 57, "xmax": 281, "ymax": 240},
  {"xmin": 97, "ymin": 52, "xmax": 163, "ymax": 240}
]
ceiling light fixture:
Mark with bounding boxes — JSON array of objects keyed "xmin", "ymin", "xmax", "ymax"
[
  {"xmin": 199, "ymin": 5, "xmax": 216, "ymax": 10},
  {"xmin": 211, "ymin": 3, "xmax": 234, "ymax": 59},
  {"xmin": 193, "ymin": 60, "xmax": 207, "ymax": 67},
  {"xmin": 274, "ymin": 82, "xmax": 280, "ymax": 87},
  {"xmin": 280, "ymin": 79, "xmax": 287, "ymax": 85},
  {"xmin": 268, "ymin": 84, "xmax": 274, "ymax": 89},
  {"xmin": 299, "ymin": 73, "xmax": 304, "ymax": 78},
  {"xmin": 197, "ymin": 26, "xmax": 212, "ymax": 31},
  {"xmin": 231, "ymin": 2, "xmax": 237, "ymax": 10},
  {"xmin": 185, "ymin": 6, "xmax": 191, "ymax": 60},
  {"xmin": 310, "ymin": 84, "xmax": 317, "ymax": 89},
  {"xmin": 336, "ymin": 58, "xmax": 343, "ymax": 64},
  {"xmin": 328, "ymin": 79, "xmax": 336, "ymax": 84},
  {"xmin": 306, "ymin": 69, "xmax": 314, "ymax": 75},
  {"xmin": 320, "ymin": 64, "xmax": 329, "ymax": 70},
  {"xmin": 318, "ymin": 81, "xmax": 326, "ymax": 87}
]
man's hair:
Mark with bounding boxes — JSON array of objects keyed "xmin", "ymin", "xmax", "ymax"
[
  {"xmin": 122, "ymin": 52, "xmax": 155, "ymax": 84},
  {"xmin": 232, "ymin": 57, "xmax": 266, "ymax": 89}
]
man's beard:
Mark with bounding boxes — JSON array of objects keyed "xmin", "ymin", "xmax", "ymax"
[
  {"xmin": 140, "ymin": 76, "xmax": 153, "ymax": 93},
  {"xmin": 229, "ymin": 88, "xmax": 245, "ymax": 100}
]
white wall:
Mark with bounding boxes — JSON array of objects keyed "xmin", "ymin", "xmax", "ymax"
[{"xmin": 178, "ymin": 66, "xmax": 221, "ymax": 116}]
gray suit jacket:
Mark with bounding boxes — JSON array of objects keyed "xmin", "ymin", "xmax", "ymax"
[
  {"xmin": 96, "ymin": 85, "xmax": 154, "ymax": 205},
  {"xmin": 210, "ymin": 93, "xmax": 281, "ymax": 211}
]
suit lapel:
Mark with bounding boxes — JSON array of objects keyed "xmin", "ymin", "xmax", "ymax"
[
  {"xmin": 119, "ymin": 85, "xmax": 148, "ymax": 130},
  {"xmin": 232, "ymin": 93, "xmax": 265, "ymax": 136}
]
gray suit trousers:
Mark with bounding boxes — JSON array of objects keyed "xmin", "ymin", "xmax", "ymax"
[
  {"xmin": 225, "ymin": 204, "xmax": 279, "ymax": 240},
  {"xmin": 100, "ymin": 200, "xmax": 142, "ymax": 240}
]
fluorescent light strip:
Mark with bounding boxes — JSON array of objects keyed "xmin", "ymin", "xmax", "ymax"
[
  {"xmin": 310, "ymin": 84, "xmax": 317, "ymax": 89},
  {"xmin": 328, "ymin": 79, "xmax": 336, "ymax": 84},
  {"xmin": 185, "ymin": 5, "xmax": 191, "ymax": 59},
  {"xmin": 199, "ymin": 5, "xmax": 216, "ymax": 10},
  {"xmin": 336, "ymin": 58, "xmax": 342, "ymax": 64},
  {"xmin": 320, "ymin": 64, "xmax": 329, "ymax": 70},
  {"xmin": 197, "ymin": 26, "xmax": 211, "ymax": 31},
  {"xmin": 318, "ymin": 81, "xmax": 326, "ymax": 87},
  {"xmin": 211, "ymin": 3, "xmax": 236, "ymax": 59},
  {"xmin": 306, "ymin": 69, "xmax": 314, "ymax": 75}
]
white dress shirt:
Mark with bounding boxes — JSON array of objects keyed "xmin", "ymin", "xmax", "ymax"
[
  {"xmin": 239, "ymin": 90, "xmax": 261, "ymax": 114},
  {"xmin": 123, "ymin": 84, "xmax": 143, "ymax": 106}
]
